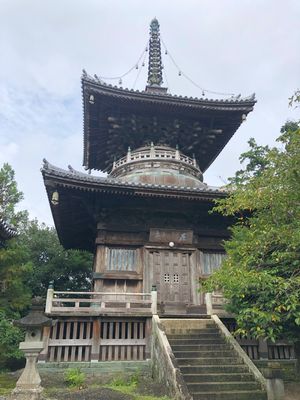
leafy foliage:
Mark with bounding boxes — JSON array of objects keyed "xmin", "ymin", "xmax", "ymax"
[
  {"xmin": 0, "ymin": 163, "xmax": 28, "ymax": 227},
  {"xmin": 0, "ymin": 163, "xmax": 93, "ymax": 370},
  {"xmin": 0, "ymin": 311, "xmax": 24, "ymax": 370},
  {"xmin": 21, "ymin": 220, "xmax": 93, "ymax": 297},
  {"xmin": 0, "ymin": 162, "xmax": 32, "ymax": 317},
  {"xmin": 64, "ymin": 368, "xmax": 86, "ymax": 388},
  {"xmin": 289, "ymin": 89, "xmax": 300, "ymax": 107},
  {"xmin": 204, "ymin": 122, "xmax": 300, "ymax": 341},
  {"xmin": 0, "ymin": 238, "xmax": 32, "ymax": 316}
]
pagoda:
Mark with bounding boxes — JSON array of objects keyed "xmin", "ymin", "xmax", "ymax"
[{"xmin": 41, "ymin": 19, "xmax": 256, "ymax": 363}]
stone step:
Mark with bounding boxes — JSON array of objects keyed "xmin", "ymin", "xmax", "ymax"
[
  {"xmin": 180, "ymin": 365, "xmax": 249, "ymax": 375},
  {"xmin": 187, "ymin": 381, "xmax": 260, "ymax": 392},
  {"xmin": 167, "ymin": 328, "xmax": 220, "ymax": 334},
  {"xmin": 183, "ymin": 373, "xmax": 255, "ymax": 383},
  {"xmin": 171, "ymin": 344, "xmax": 232, "ymax": 351},
  {"xmin": 166, "ymin": 321, "xmax": 267, "ymax": 400},
  {"xmin": 192, "ymin": 390, "xmax": 267, "ymax": 400},
  {"xmin": 174, "ymin": 350, "xmax": 234, "ymax": 358},
  {"xmin": 160, "ymin": 314, "xmax": 211, "ymax": 319},
  {"xmin": 177, "ymin": 357, "xmax": 243, "ymax": 366},
  {"xmin": 169, "ymin": 338, "xmax": 225, "ymax": 345},
  {"xmin": 168, "ymin": 333, "xmax": 222, "ymax": 339}
]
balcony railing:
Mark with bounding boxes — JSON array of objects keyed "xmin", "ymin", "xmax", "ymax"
[
  {"xmin": 45, "ymin": 288, "xmax": 157, "ymax": 316},
  {"xmin": 112, "ymin": 146, "xmax": 199, "ymax": 171}
]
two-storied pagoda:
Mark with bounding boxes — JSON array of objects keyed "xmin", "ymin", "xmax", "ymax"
[{"xmin": 41, "ymin": 19, "xmax": 256, "ymax": 363}]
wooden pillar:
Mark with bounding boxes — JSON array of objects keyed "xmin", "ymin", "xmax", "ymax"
[
  {"xmin": 151, "ymin": 286, "xmax": 157, "ymax": 315},
  {"xmin": 93, "ymin": 244, "xmax": 106, "ymax": 292},
  {"xmin": 45, "ymin": 287, "xmax": 54, "ymax": 314},
  {"xmin": 91, "ymin": 318, "xmax": 101, "ymax": 362},
  {"xmin": 38, "ymin": 325, "xmax": 51, "ymax": 362},
  {"xmin": 145, "ymin": 317, "xmax": 152, "ymax": 359}
]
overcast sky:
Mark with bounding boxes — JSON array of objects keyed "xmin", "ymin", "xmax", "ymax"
[{"xmin": 0, "ymin": 0, "xmax": 299, "ymax": 226}]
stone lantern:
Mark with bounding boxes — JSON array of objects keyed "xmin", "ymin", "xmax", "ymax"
[{"xmin": 10, "ymin": 298, "xmax": 53, "ymax": 400}]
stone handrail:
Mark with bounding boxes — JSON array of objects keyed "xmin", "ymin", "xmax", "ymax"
[
  {"xmin": 212, "ymin": 314, "xmax": 267, "ymax": 392},
  {"xmin": 205, "ymin": 292, "xmax": 228, "ymax": 315},
  {"xmin": 151, "ymin": 315, "xmax": 192, "ymax": 400}
]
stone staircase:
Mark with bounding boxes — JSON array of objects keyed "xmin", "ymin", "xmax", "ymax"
[{"xmin": 166, "ymin": 319, "xmax": 267, "ymax": 400}]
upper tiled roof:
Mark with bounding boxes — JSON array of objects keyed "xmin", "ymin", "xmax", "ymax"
[
  {"xmin": 83, "ymin": 71, "xmax": 256, "ymax": 106},
  {"xmin": 82, "ymin": 72, "xmax": 256, "ymax": 173}
]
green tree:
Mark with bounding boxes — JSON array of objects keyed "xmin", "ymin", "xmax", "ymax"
[
  {"xmin": 0, "ymin": 163, "xmax": 30, "ymax": 369},
  {"xmin": 0, "ymin": 163, "xmax": 32, "ymax": 317},
  {"xmin": 0, "ymin": 311, "xmax": 24, "ymax": 370},
  {"xmin": 0, "ymin": 163, "xmax": 93, "ymax": 369},
  {"xmin": 0, "ymin": 163, "xmax": 27, "ymax": 227},
  {"xmin": 21, "ymin": 220, "xmax": 93, "ymax": 297},
  {"xmin": 0, "ymin": 238, "xmax": 32, "ymax": 317},
  {"xmin": 204, "ymin": 121, "xmax": 300, "ymax": 342}
]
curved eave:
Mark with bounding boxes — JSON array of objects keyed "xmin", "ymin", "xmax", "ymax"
[
  {"xmin": 82, "ymin": 75, "xmax": 256, "ymax": 173},
  {"xmin": 0, "ymin": 218, "xmax": 17, "ymax": 241},
  {"xmin": 82, "ymin": 75, "xmax": 256, "ymax": 109},
  {"xmin": 42, "ymin": 162, "xmax": 227, "ymax": 201}
]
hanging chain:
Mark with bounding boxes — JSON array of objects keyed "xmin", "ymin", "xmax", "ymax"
[
  {"xmin": 97, "ymin": 31, "xmax": 237, "ymax": 97},
  {"xmin": 161, "ymin": 37, "xmax": 236, "ymax": 97}
]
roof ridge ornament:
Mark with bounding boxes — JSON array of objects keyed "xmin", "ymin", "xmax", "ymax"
[{"xmin": 146, "ymin": 18, "xmax": 167, "ymax": 94}]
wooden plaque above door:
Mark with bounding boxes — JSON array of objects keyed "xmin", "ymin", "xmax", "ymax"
[{"xmin": 149, "ymin": 229, "xmax": 193, "ymax": 245}]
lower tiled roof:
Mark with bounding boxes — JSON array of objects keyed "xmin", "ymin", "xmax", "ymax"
[{"xmin": 42, "ymin": 159, "xmax": 227, "ymax": 198}]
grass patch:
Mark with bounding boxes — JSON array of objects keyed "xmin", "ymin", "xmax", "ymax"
[
  {"xmin": 132, "ymin": 396, "xmax": 170, "ymax": 400},
  {"xmin": 64, "ymin": 368, "xmax": 86, "ymax": 389},
  {"xmin": 104, "ymin": 374, "xmax": 171, "ymax": 399},
  {"xmin": 0, "ymin": 373, "xmax": 17, "ymax": 395},
  {"xmin": 104, "ymin": 373, "xmax": 138, "ymax": 395},
  {"xmin": 0, "ymin": 370, "xmax": 171, "ymax": 400}
]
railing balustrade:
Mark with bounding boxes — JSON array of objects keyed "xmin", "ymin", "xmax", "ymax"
[
  {"xmin": 112, "ymin": 147, "xmax": 198, "ymax": 171},
  {"xmin": 46, "ymin": 288, "xmax": 155, "ymax": 316}
]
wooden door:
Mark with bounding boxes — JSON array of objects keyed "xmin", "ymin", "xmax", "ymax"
[{"xmin": 149, "ymin": 250, "xmax": 191, "ymax": 304}]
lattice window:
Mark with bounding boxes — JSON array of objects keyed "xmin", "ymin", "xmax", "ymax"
[
  {"xmin": 202, "ymin": 252, "xmax": 226, "ymax": 275},
  {"xmin": 107, "ymin": 248, "xmax": 137, "ymax": 271},
  {"xmin": 164, "ymin": 273, "xmax": 170, "ymax": 283},
  {"xmin": 173, "ymin": 273, "xmax": 179, "ymax": 283}
]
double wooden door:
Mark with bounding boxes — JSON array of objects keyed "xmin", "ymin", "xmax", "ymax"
[{"xmin": 148, "ymin": 250, "xmax": 191, "ymax": 304}]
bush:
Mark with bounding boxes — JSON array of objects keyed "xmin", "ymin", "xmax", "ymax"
[
  {"xmin": 0, "ymin": 312, "xmax": 25, "ymax": 371},
  {"xmin": 64, "ymin": 368, "xmax": 86, "ymax": 389}
]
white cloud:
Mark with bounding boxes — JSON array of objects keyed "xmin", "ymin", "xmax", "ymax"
[{"xmin": 0, "ymin": 0, "xmax": 299, "ymax": 225}]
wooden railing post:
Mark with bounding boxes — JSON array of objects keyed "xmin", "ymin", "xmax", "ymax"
[
  {"xmin": 258, "ymin": 338, "xmax": 269, "ymax": 359},
  {"xmin": 38, "ymin": 325, "xmax": 51, "ymax": 363},
  {"xmin": 45, "ymin": 282, "xmax": 54, "ymax": 314},
  {"xmin": 205, "ymin": 292, "xmax": 213, "ymax": 315},
  {"xmin": 91, "ymin": 319, "xmax": 101, "ymax": 362},
  {"xmin": 151, "ymin": 285, "xmax": 157, "ymax": 315},
  {"xmin": 145, "ymin": 317, "xmax": 152, "ymax": 359}
]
